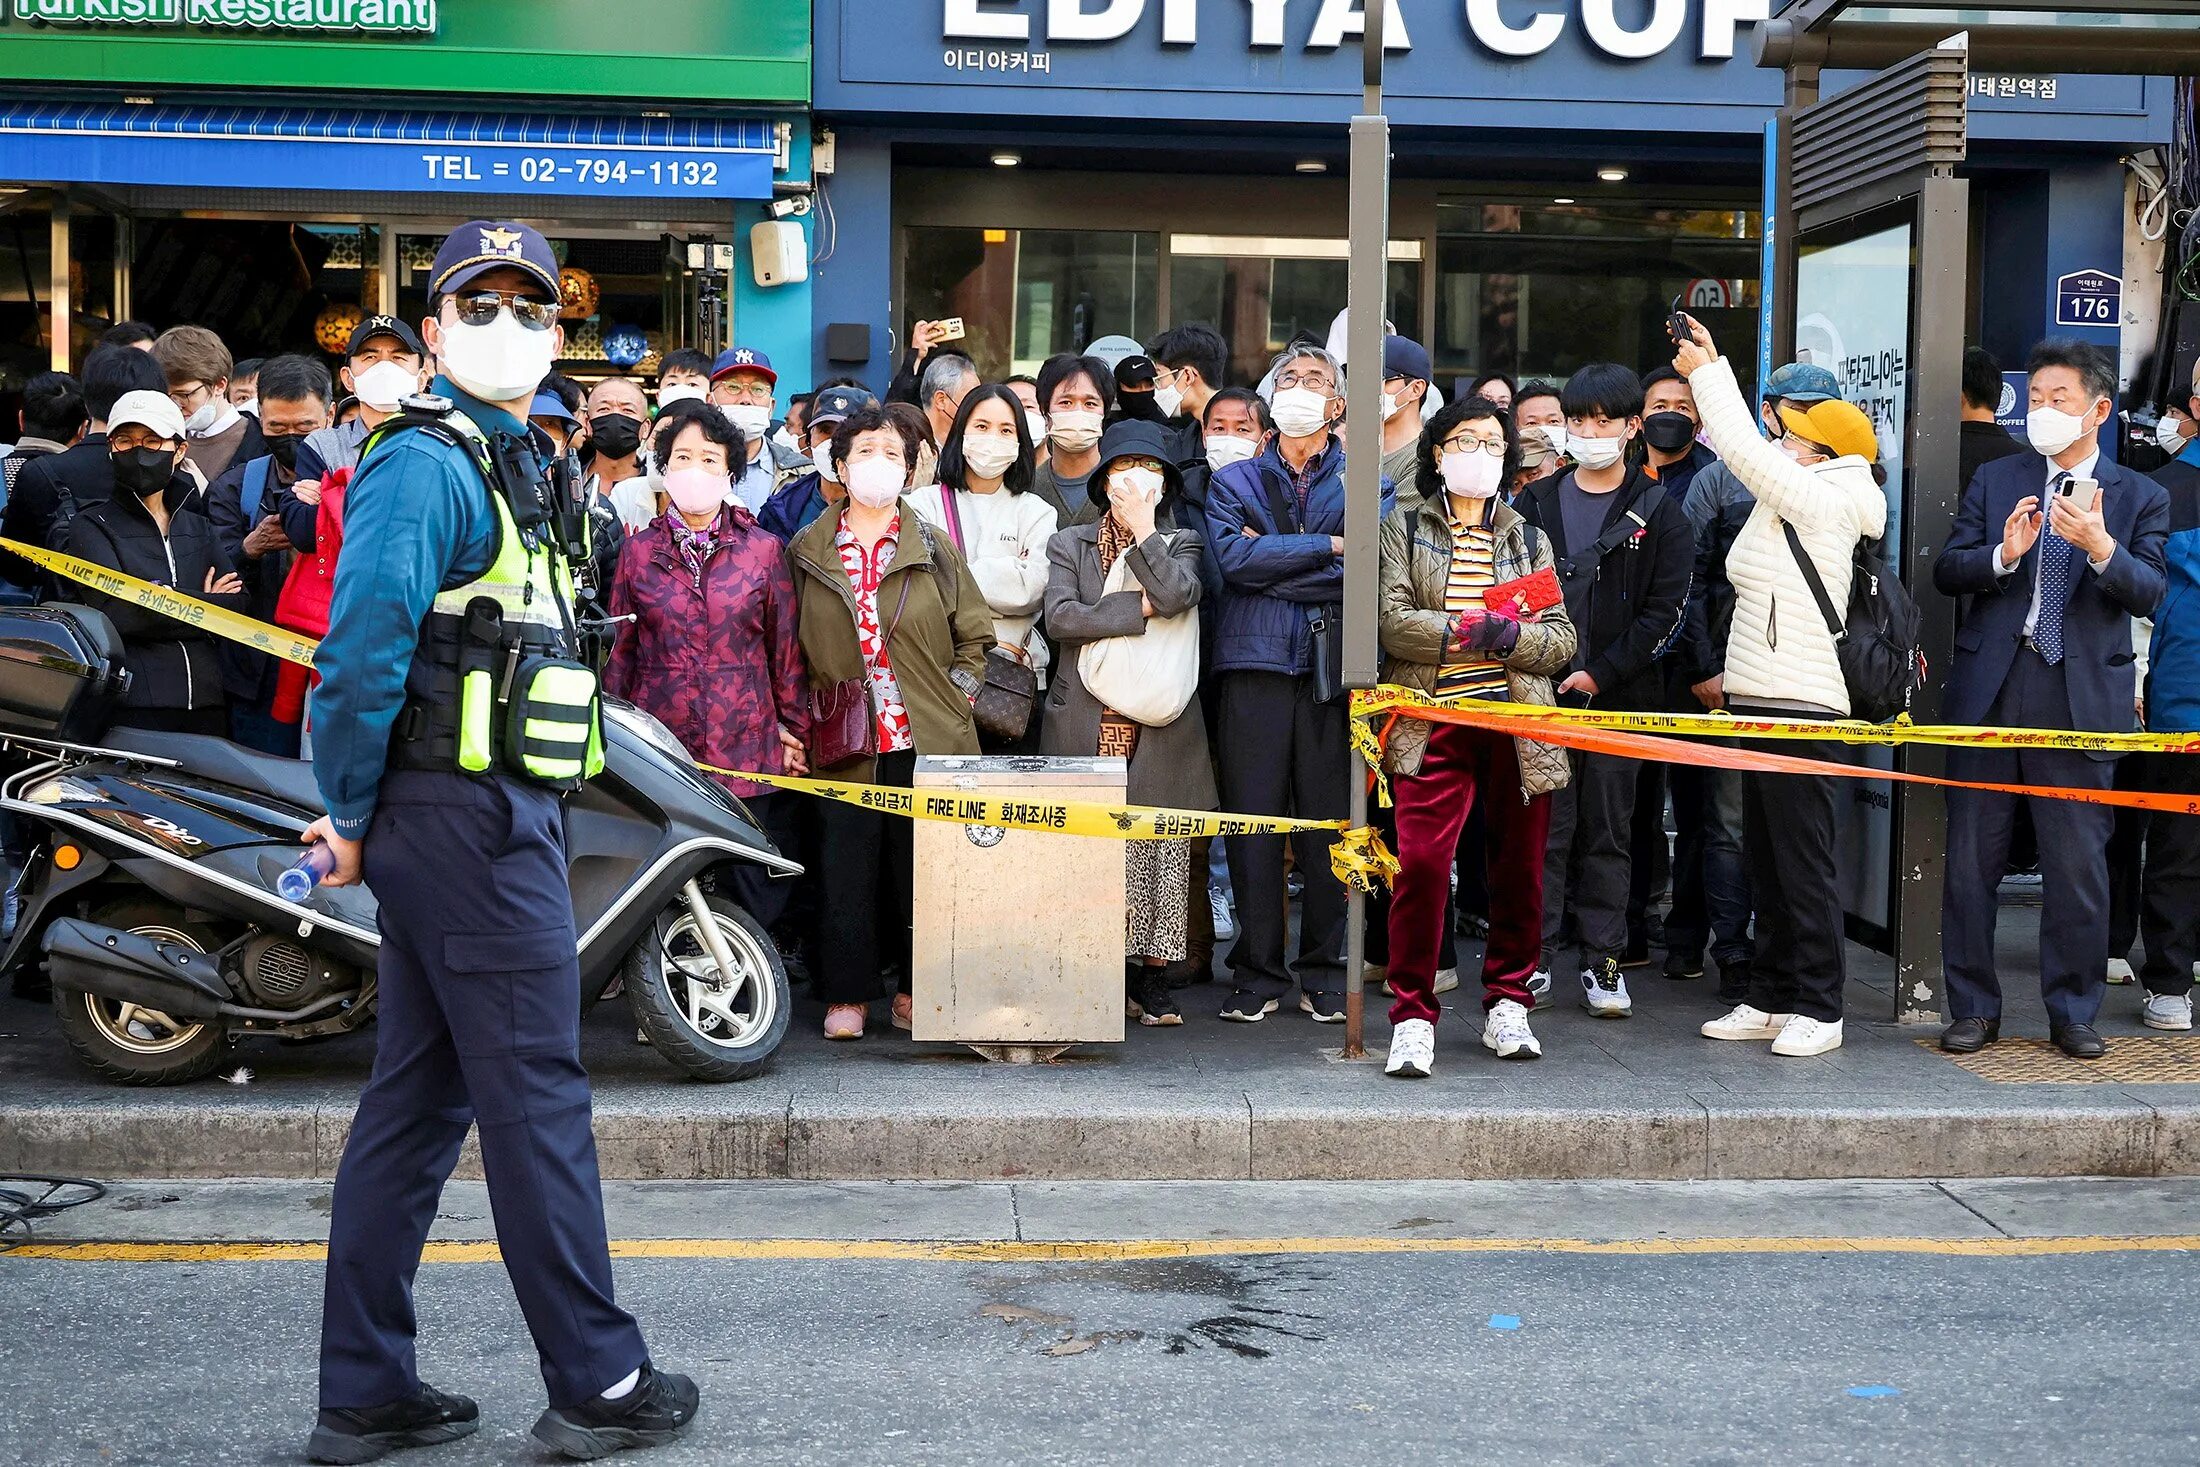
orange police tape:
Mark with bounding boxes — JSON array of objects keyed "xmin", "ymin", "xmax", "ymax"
[{"xmin": 1355, "ymin": 697, "xmax": 2200, "ymax": 819}]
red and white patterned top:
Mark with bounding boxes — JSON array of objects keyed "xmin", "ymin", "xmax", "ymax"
[{"xmin": 836, "ymin": 513, "xmax": 915, "ymax": 754}]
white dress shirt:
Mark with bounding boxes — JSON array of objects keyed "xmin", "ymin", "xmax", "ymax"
[{"xmin": 1990, "ymin": 448, "xmax": 2109, "ymax": 638}]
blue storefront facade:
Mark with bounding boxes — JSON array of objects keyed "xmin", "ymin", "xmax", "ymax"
[{"xmin": 808, "ymin": 0, "xmax": 2172, "ymax": 399}]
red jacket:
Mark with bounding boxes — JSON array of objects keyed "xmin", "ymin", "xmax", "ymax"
[
  {"xmin": 604, "ymin": 507, "xmax": 808, "ymax": 797},
  {"xmin": 271, "ymin": 468, "xmax": 348, "ymax": 725}
]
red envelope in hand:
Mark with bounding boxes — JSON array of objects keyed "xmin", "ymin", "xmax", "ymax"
[{"xmin": 1484, "ymin": 566, "xmax": 1563, "ymax": 621}]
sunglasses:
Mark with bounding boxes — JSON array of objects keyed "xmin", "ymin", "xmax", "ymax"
[{"xmin": 449, "ymin": 289, "xmax": 559, "ymax": 331}]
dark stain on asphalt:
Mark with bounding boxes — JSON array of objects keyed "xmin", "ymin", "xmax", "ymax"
[
  {"xmin": 975, "ymin": 1256, "xmax": 1328, "ymax": 1360},
  {"xmin": 110, "ymin": 1193, "xmax": 181, "ymax": 1212},
  {"xmin": 1389, "ymin": 1216, "xmax": 1449, "ymax": 1231}
]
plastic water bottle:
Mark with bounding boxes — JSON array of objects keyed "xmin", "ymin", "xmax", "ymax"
[{"xmin": 276, "ymin": 845, "xmax": 336, "ymax": 903}]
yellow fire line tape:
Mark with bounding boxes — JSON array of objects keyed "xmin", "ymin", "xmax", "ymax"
[
  {"xmin": 1, "ymin": 537, "xmax": 320, "ymax": 668},
  {"xmin": 11, "ymin": 1234, "xmax": 2200, "ymax": 1264},
  {"xmin": 1352, "ymin": 685, "xmax": 2200, "ymax": 756},
  {"xmin": 701, "ymin": 767, "xmax": 1347, "ymax": 841}
]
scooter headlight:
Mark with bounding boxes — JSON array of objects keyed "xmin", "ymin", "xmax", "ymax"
[{"xmin": 603, "ymin": 700, "xmax": 694, "ymax": 767}]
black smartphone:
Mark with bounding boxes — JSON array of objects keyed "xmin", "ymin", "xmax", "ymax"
[{"xmin": 1665, "ymin": 295, "xmax": 1694, "ymax": 348}]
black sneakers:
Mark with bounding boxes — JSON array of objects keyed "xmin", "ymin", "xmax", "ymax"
[
  {"xmin": 530, "ymin": 1365, "xmax": 700, "ymax": 1461},
  {"xmin": 306, "ymin": 1385, "xmax": 478, "ymax": 1464},
  {"xmin": 1129, "ymin": 971, "xmax": 1184, "ymax": 1026}
]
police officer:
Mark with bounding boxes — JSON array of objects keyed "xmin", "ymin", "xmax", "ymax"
[{"xmin": 301, "ymin": 221, "xmax": 698, "ymax": 1464}]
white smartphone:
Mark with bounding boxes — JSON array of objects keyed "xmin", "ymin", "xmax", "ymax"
[{"xmin": 2060, "ymin": 476, "xmax": 2102, "ymax": 513}]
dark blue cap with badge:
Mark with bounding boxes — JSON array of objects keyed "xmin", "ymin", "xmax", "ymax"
[
  {"xmin": 429, "ymin": 220, "xmax": 561, "ymax": 303},
  {"xmin": 1765, "ymin": 361, "xmax": 1842, "ymax": 404},
  {"xmin": 807, "ymin": 384, "xmax": 878, "ymax": 430}
]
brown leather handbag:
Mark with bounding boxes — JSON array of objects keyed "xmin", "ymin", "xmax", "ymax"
[
  {"xmin": 807, "ymin": 577, "xmax": 911, "ymax": 770},
  {"xmin": 938, "ymin": 490, "xmax": 1037, "ymax": 742}
]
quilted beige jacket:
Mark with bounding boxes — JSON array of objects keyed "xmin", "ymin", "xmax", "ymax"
[{"xmin": 1376, "ymin": 496, "xmax": 1577, "ymax": 796}]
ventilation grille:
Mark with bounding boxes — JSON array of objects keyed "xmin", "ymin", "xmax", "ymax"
[{"xmin": 1791, "ymin": 47, "xmax": 1968, "ymax": 214}]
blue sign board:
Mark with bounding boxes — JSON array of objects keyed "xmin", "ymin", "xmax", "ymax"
[
  {"xmin": 0, "ymin": 103, "xmax": 777, "ymax": 199},
  {"xmin": 2055, "ymin": 268, "xmax": 2123, "ymax": 330}
]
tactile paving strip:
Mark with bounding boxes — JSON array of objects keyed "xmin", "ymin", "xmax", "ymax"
[{"xmin": 1920, "ymin": 1036, "xmax": 2200, "ymax": 1084}]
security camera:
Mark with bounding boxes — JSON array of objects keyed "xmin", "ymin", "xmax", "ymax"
[{"xmin": 767, "ymin": 195, "xmax": 813, "ymax": 220}]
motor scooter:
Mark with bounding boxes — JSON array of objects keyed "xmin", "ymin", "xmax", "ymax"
[{"xmin": 0, "ymin": 603, "xmax": 797, "ymax": 1085}]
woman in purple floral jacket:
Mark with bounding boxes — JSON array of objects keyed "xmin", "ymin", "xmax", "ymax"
[{"xmin": 605, "ymin": 406, "xmax": 809, "ymax": 924}]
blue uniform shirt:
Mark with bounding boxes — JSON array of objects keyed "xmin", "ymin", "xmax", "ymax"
[{"xmin": 311, "ymin": 377, "xmax": 511, "ymax": 839}]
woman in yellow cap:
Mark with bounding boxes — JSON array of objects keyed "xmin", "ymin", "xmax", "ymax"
[{"xmin": 1672, "ymin": 316, "xmax": 1887, "ymax": 1058}]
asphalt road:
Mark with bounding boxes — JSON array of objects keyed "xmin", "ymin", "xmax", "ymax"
[{"xmin": 4, "ymin": 1180, "xmax": 2198, "ymax": 1466}]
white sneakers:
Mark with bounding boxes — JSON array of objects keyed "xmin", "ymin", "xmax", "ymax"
[
  {"xmin": 2143, "ymin": 991, "xmax": 2194, "ymax": 1031},
  {"xmin": 1433, "ymin": 967, "xmax": 1460, "ymax": 995},
  {"xmin": 1527, "ymin": 969, "xmax": 1554, "ymax": 1008},
  {"xmin": 1482, "ymin": 999, "xmax": 1542, "ymax": 1060},
  {"xmin": 1373, "ymin": 965, "xmax": 1460, "ymax": 997},
  {"xmin": 1385, "ymin": 1018, "xmax": 1435, "ymax": 1078},
  {"xmin": 1701, "ymin": 1005, "xmax": 1793, "ymax": 1041},
  {"xmin": 1770, "ymin": 1015, "xmax": 1843, "ymax": 1056},
  {"xmin": 1579, "ymin": 962, "xmax": 1632, "ymax": 1018},
  {"xmin": 2106, "ymin": 957, "xmax": 2135, "ymax": 986}
]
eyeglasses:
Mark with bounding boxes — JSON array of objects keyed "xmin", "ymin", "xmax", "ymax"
[
  {"xmin": 1441, "ymin": 436, "xmax": 1507, "ymax": 457},
  {"xmin": 166, "ymin": 381, "xmax": 214, "ymax": 409},
  {"xmin": 1274, "ymin": 370, "xmax": 1336, "ymax": 392},
  {"xmin": 449, "ymin": 290, "xmax": 559, "ymax": 331},
  {"xmin": 1781, "ymin": 432, "xmax": 1833, "ymax": 460}
]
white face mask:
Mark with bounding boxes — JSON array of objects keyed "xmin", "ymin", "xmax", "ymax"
[
  {"xmin": 1566, "ymin": 431, "xmax": 1627, "ymax": 471},
  {"xmin": 813, "ymin": 441, "xmax": 840, "ymax": 484},
  {"xmin": 1048, "ymin": 409, "xmax": 1103, "ymax": 453},
  {"xmin": 438, "ymin": 311, "xmax": 556, "ymax": 405},
  {"xmin": 351, "ymin": 359, "xmax": 419, "ymax": 413},
  {"xmin": 1439, "ymin": 449, "xmax": 1503, "ymax": 500},
  {"xmin": 724, "ymin": 404, "xmax": 772, "ymax": 443},
  {"xmin": 1024, "ymin": 409, "xmax": 1049, "ymax": 447},
  {"xmin": 1205, "ymin": 434, "xmax": 1259, "ymax": 473},
  {"xmin": 1383, "ymin": 390, "xmax": 1415, "ymax": 422},
  {"xmin": 960, "ymin": 433, "xmax": 1021, "ymax": 481},
  {"xmin": 2026, "ymin": 404, "xmax": 2094, "ymax": 458},
  {"xmin": 2158, "ymin": 414, "xmax": 2191, "ymax": 455},
  {"xmin": 1154, "ymin": 381, "xmax": 1184, "ymax": 419},
  {"xmin": 845, "ymin": 455, "xmax": 905, "ymax": 509},
  {"xmin": 236, "ymin": 398, "xmax": 260, "ymax": 419},
  {"xmin": 657, "ymin": 383, "xmax": 706, "ymax": 408},
  {"xmin": 771, "ymin": 426, "xmax": 802, "ymax": 457},
  {"xmin": 1110, "ymin": 465, "xmax": 1165, "ymax": 502},
  {"xmin": 1270, "ymin": 387, "xmax": 1332, "ymax": 440},
  {"xmin": 183, "ymin": 399, "xmax": 222, "ymax": 436}
]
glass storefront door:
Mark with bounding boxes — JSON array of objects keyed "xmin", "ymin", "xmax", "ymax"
[
  {"xmin": 1169, "ymin": 235, "xmax": 1423, "ymax": 387},
  {"xmin": 904, "ymin": 226, "xmax": 1159, "ymax": 381}
]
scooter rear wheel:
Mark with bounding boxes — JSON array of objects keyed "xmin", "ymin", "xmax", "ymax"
[
  {"xmin": 623, "ymin": 891, "xmax": 790, "ymax": 1082},
  {"xmin": 52, "ymin": 900, "xmax": 234, "ymax": 1086}
]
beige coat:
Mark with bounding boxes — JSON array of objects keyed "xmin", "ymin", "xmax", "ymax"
[{"xmin": 1376, "ymin": 495, "xmax": 1577, "ymax": 796}]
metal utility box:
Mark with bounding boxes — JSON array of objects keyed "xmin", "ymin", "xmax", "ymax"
[{"xmin": 910, "ymin": 754, "xmax": 1126, "ymax": 1053}]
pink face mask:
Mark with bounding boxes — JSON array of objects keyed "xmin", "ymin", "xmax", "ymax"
[{"xmin": 663, "ymin": 466, "xmax": 730, "ymax": 517}]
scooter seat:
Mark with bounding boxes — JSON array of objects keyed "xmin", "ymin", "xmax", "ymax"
[{"xmin": 102, "ymin": 728, "xmax": 327, "ymax": 815}]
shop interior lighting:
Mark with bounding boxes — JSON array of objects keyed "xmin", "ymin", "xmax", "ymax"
[
  {"xmin": 123, "ymin": 95, "xmax": 156, "ymax": 105},
  {"xmin": 1598, "ymin": 166, "xmax": 1630, "ymax": 183},
  {"xmin": 1170, "ymin": 233, "xmax": 1424, "ymax": 262},
  {"xmin": 991, "ymin": 151, "xmax": 1022, "ymax": 168},
  {"xmin": 1295, "ymin": 159, "xmax": 1329, "ymax": 174},
  {"xmin": 1553, "ymin": 197, "xmax": 1577, "ymax": 205}
]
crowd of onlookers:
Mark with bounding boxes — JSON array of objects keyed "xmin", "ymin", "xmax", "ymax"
[{"xmin": 4, "ymin": 309, "xmax": 2198, "ymax": 1075}]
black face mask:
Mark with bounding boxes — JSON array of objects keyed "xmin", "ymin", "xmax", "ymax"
[
  {"xmin": 1643, "ymin": 412, "xmax": 1698, "ymax": 454},
  {"xmin": 110, "ymin": 446, "xmax": 177, "ymax": 499},
  {"xmin": 264, "ymin": 432, "xmax": 306, "ymax": 472},
  {"xmin": 588, "ymin": 414, "xmax": 642, "ymax": 460}
]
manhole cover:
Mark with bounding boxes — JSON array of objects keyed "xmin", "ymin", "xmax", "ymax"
[{"xmin": 1920, "ymin": 1035, "xmax": 2200, "ymax": 1084}]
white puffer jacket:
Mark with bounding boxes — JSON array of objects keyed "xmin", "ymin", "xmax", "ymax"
[{"xmin": 1688, "ymin": 357, "xmax": 1888, "ymax": 716}]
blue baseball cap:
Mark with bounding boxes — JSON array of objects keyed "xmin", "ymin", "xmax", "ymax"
[
  {"xmin": 710, "ymin": 346, "xmax": 777, "ymax": 385},
  {"xmin": 527, "ymin": 392, "xmax": 579, "ymax": 428},
  {"xmin": 1382, "ymin": 335, "xmax": 1432, "ymax": 384},
  {"xmin": 807, "ymin": 384, "xmax": 877, "ymax": 430},
  {"xmin": 429, "ymin": 220, "xmax": 560, "ymax": 303},
  {"xmin": 1764, "ymin": 361, "xmax": 1841, "ymax": 404}
]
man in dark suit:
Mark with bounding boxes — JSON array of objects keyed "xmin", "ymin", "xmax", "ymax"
[{"xmin": 1933, "ymin": 339, "xmax": 2170, "ymax": 1058}]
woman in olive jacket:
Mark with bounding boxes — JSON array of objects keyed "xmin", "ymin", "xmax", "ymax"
[
  {"xmin": 787, "ymin": 405, "xmax": 994, "ymax": 1041},
  {"xmin": 1376, "ymin": 395, "xmax": 1576, "ymax": 1078},
  {"xmin": 1042, "ymin": 420, "xmax": 1216, "ymax": 1028}
]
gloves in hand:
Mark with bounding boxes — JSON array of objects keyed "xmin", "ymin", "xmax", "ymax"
[{"xmin": 1456, "ymin": 612, "xmax": 1521, "ymax": 657}]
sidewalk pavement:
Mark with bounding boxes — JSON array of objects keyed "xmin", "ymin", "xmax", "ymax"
[{"xmin": 4, "ymin": 905, "xmax": 2198, "ymax": 1184}]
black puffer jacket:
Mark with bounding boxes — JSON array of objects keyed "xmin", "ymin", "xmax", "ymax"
[
  {"xmin": 1518, "ymin": 464, "xmax": 1695, "ymax": 712},
  {"xmin": 64, "ymin": 472, "xmax": 247, "ymax": 714}
]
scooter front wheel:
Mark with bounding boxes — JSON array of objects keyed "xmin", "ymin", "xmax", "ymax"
[
  {"xmin": 622, "ymin": 887, "xmax": 789, "ymax": 1082},
  {"xmin": 53, "ymin": 900, "xmax": 234, "ymax": 1086}
]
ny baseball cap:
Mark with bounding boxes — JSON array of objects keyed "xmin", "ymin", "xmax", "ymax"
[
  {"xmin": 1765, "ymin": 361, "xmax": 1842, "ymax": 404},
  {"xmin": 105, "ymin": 389, "xmax": 188, "ymax": 442},
  {"xmin": 429, "ymin": 220, "xmax": 560, "ymax": 303},
  {"xmin": 710, "ymin": 346, "xmax": 777, "ymax": 385},
  {"xmin": 807, "ymin": 384, "xmax": 877, "ymax": 430},
  {"xmin": 1381, "ymin": 335, "xmax": 1433, "ymax": 384},
  {"xmin": 346, "ymin": 314, "xmax": 426, "ymax": 359}
]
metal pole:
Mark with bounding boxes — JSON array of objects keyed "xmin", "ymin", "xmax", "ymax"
[
  {"xmin": 48, "ymin": 191, "xmax": 71, "ymax": 373},
  {"xmin": 1341, "ymin": 4, "xmax": 1390, "ymax": 1060}
]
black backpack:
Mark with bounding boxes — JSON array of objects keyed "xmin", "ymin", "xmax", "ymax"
[{"xmin": 1782, "ymin": 523, "xmax": 1924, "ymax": 724}]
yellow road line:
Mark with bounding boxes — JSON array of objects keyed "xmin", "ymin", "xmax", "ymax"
[{"xmin": 9, "ymin": 1234, "xmax": 2200, "ymax": 1264}]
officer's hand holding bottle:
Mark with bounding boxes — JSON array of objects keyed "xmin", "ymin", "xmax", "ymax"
[{"xmin": 299, "ymin": 815, "xmax": 364, "ymax": 888}]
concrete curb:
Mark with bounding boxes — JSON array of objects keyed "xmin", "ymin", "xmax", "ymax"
[{"xmin": 7, "ymin": 1092, "xmax": 2200, "ymax": 1182}]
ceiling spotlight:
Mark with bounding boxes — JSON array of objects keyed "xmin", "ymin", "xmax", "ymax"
[
  {"xmin": 1295, "ymin": 158, "xmax": 1329, "ymax": 174},
  {"xmin": 1597, "ymin": 166, "xmax": 1630, "ymax": 183},
  {"xmin": 1552, "ymin": 197, "xmax": 1577, "ymax": 205},
  {"xmin": 991, "ymin": 151, "xmax": 1022, "ymax": 168}
]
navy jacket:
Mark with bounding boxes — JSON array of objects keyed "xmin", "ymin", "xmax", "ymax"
[
  {"xmin": 1933, "ymin": 450, "xmax": 2169, "ymax": 753},
  {"xmin": 1203, "ymin": 436, "xmax": 1388, "ymax": 677},
  {"xmin": 759, "ymin": 470, "xmax": 828, "ymax": 544},
  {"xmin": 2144, "ymin": 450, "xmax": 2200, "ymax": 733}
]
